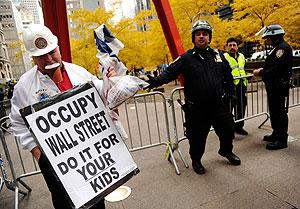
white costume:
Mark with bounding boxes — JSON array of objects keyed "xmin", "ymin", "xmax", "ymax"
[{"xmin": 9, "ymin": 61, "xmax": 103, "ymax": 151}]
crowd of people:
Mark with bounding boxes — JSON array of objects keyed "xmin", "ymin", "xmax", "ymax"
[{"xmin": 6, "ymin": 21, "xmax": 292, "ymax": 209}]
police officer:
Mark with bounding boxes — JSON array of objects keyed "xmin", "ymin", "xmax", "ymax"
[
  {"xmin": 146, "ymin": 20, "xmax": 241, "ymax": 175},
  {"xmin": 224, "ymin": 37, "xmax": 248, "ymax": 135},
  {"xmin": 253, "ymin": 24, "xmax": 292, "ymax": 150}
]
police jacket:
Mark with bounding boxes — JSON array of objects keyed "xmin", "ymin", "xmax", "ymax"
[
  {"xmin": 151, "ymin": 47, "xmax": 234, "ymax": 105},
  {"xmin": 259, "ymin": 40, "xmax": 292, "ymax": 86},
  {"xmin": 9, "ymin": 61, "xmax": 103, "ymax": 151}
]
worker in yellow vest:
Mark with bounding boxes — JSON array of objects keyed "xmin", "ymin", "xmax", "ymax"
[{"xmin": 224, "ymin": 37, "xmax": 248, "ymax": 135}]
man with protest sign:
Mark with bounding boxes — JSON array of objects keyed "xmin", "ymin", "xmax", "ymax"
[{"xmin": 9, "ymin": 24, "xmax": 117, "ymax": 209}]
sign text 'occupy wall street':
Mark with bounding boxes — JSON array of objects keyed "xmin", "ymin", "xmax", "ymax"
[{"xmin": 22, "ymin": 83, "xmax": 138, "ymax": 208}]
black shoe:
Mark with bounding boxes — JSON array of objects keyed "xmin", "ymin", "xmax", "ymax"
[
  {"xmin": 192, "ymin": 161, "xmax": 205, "ymax": 175},
  {"xmin": 235, "ymin": 128, "xmax": 248, "ymax": 135},
  {"xmin": 219, "ymin": 152, "xmax": 241, "ymax": 165},
  {"xmin": 263, "ymin": 135, "xmax": 276, "ymax": 142},
  {"xmin": 266, "ymin": 141, "xmax": 287, "ymax": 150}
]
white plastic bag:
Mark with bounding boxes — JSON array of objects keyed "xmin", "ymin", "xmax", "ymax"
[
  {"xmin": 106, "ymin": 75, "xmax": 149, "ymax": 109},
  {"xmin": 109, "ymin": 110, "xmax": 128, "ymax": 140}
]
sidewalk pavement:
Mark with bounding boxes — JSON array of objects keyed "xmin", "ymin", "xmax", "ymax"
[{"xmin": 1, "ymin": 106, "xmax": 299, "ymax": 209}]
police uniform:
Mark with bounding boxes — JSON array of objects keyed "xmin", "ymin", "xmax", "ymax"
[
  {"xmin": 148, "ymin": 47, "xmax": 235, "ymax": 162},
  {"xmin": 259, "ymin": 40, "xmax": 292, "ymax": 144}
]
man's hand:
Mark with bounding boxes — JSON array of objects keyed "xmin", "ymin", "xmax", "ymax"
[
  {"xmin": 106, "ymin": 67, "xmax": 117, "ymax": 78},
  {"xmin": 31, "ymin": 146, "xmax": 41, "ymax": 161},
  {"xmin": 144, "ymin": 75, "xmax": 157, "ymax": 90},
  {"xmin": 253, "ymin": 68, "xmax": 263, "ymax": 76}
]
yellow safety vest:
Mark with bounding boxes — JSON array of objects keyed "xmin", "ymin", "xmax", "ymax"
[{"xmin": 224, "ymin": 52, "xmax": 247, "ymax": 86}]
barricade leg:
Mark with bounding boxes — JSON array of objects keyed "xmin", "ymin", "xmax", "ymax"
[
  {"xmin": 165, "ymin": 141, "xmax": 181, "ymax": 175},
  {"xmin": 167, "ymin": 90, "xmax": 191, "ymax": 172},
  {"xmin": 123, "ymin": 92, "xmax": 185, "ymax": 175},
  {"xmin": 0, "ymin": 128, "xmax": 32, "ymax": 209},
  {"xmin": 176, "ymin": 138, "xmax": 189, "ymax": 168},
  {"xmin": 258, "ymin": 113, "xmax": 270, "ymax": 128}
]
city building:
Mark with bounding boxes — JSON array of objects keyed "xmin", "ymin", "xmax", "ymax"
[
  {"xmin": 135, "ymin": 0, "xmax": 154, "ymax": 31},
  {"xmin": 83, "ymin": 0, "xmax": 105, "ymax": 11},
  {"xmin": 135, "ymin": 0, "xmax": 151, "ymax": 12},
  {"xmin": 0, "ymin": 0, "xmax": 32, "ymax": 79},
  {"xmin": 105, "ymin": 0, "xmax": 136, "ymax": 23},
  {"xmin": 216, "ymin": 4, "xmax": 233, "ymax": 20},
  {"xmin": 0, "ymin": 16, "xmax": 12, "ymax": 81},
  {"xmin": 66, "ymin": 0, "xmax": 105, "ymax": 29},
  {"xmin": 12, "ymin": 0, "xmax": 44, "ymax": 26}
]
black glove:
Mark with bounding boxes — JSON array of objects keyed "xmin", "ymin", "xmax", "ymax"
[{"xmin": 144, "ymin": 75, "xmax": 157, "ymax": 90}]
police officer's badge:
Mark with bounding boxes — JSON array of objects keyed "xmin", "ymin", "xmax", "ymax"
[
  {"xmin": 276, "ymin": 49, "xmax": 284, "ymax": 58},
  {"xmin": 35, "ymin": 37, "xmax": 48, "ymax": 49},
  {"xmin": 215, "ymin": 53, "xmax": 223, "ymax": 62},
  {"xmin": 213, "ymin": 49, "xmax": 222, "ymax": 62}
]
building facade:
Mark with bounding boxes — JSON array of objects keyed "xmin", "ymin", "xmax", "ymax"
[
  {"xmin": 0, "ymin": 17, "xmax": 12, "ymax": 81},
  {"xmin": 135, "ymin": 0, "xmax": 151, "ymax": 12},
  {"xmin": 0, "ymin": 0, "xmax": 32, "ymax": 79},
  {"xmin": 12, "ymin": 0, "xmax": 44, "ymax": 26},
  {"xmin": 66, "ymin": 0, "xmax": 105, "ymax": 29},
  {"xmin": 83, "ymin": 0, "xmax": 105, "ymax": 11},
  {"xmin": 135, "ymin": 0, "xmax": 154, "ymax": 31}
]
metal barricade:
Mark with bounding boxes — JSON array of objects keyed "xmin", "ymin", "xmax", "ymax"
[
  {"xmin": 1, "ymin": 66, "xmax": 299, "ymax": 206},
  {"xmin": 168, "ymin": 66, "xmax": 300, "ymax": 174},
  {"xmin": 289, "ymin": 66, "xmax": 300, "ymax": 108},
  {"xmin": 231, "ymin": 74, "xmax": 270, "ymax": 128},
  {"xmin": 0, "ymin": 116, "xmax": 40, "ymax": 209},
  {"xmin": 0, "ymin": 91, "xmax": 181, "ymax": 208},
  {"xmin": 118, "ymin": 91, "xmax": 181, "ymax": 174}
]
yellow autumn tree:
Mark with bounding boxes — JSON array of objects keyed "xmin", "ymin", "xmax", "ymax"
[
  {"xmin": 68, "ymin": 0, "xmax": 299, "ymax": 72},
  {"xmin": 267, "ymin": 0, "xmax": 300, "ymax": 48},
  {"xmin": 169, "ymin": 0, "xmax": 232, "ymax": 50},
  {"xmin": 116, "ymin": 9, "xmax": 171, "ymax": 71},
  {"xmin": 231, "ymin": 0, "xmax": 300, "ymax": 48},
  {"xmin": 69, "ymin": 8, "xmax": 114, "ymax": 75},
  {"xmin": 69, "ymin": 6, "xmax": 169, "ymax": 73}
]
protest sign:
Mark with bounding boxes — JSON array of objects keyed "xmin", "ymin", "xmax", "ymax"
[{"xmin": 20, "ymin": 82, "xmax": 139, "ymax": 208}]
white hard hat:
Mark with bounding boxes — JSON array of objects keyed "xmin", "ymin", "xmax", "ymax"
[
  {"xmin": 23, "ymin": 24, "xmax": 58, "ymax": 56},
  {"xmin": 262, "ymin": 24, "xmax": 285, "ymax": 39}
]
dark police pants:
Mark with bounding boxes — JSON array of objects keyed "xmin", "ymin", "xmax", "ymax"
[
  {"xmin": 232, "ymin": 83, "xmax": 247, "ymax": 130},
  {"xmin": 38, "ymin": 153, "xmax": 105, "ymax": 209},
  {"xmin": 184, "ymin": 101, "xmax": 235, "ymax": 161},
  {"xmin": 266, "ymin": 86, "xmax": 288, "ymax": 142}
]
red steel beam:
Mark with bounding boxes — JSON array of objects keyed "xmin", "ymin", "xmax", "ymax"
[
  {"xmin": 40, "ymin": 0, "xmax": 184, "ymax": 84},
  {"xmin": 152, "ymin": 0, "xmax": 185, "ymax": 58},
  {"xmin": 41, "ymin": 0, "xmax": 72, "ymax": 62},
  {"xmin": 152, "ymin": 0, "xmax": 185, "ymax": 85}
]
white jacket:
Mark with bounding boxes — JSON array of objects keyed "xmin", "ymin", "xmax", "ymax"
[{"xmin": 9, "ymin": 61, "xmax": 103, "ymax": 151}]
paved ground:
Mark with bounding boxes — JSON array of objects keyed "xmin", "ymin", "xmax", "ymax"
[{"xmin": 0, "ymin": 82, "xmax": 299, "ymax": 209}]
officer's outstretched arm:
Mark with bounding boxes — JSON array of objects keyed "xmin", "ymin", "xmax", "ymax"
[{"xmin": 145, "ymin": 56, "xmax": 184, "ymax": 89}]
